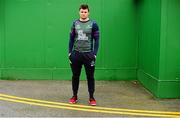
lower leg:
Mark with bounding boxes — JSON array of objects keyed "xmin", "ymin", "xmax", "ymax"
[
  {"xmin": 87, "ymin": 77, "xmax": 95, "ymax": 98},
  {"xmin": 72, "ymin": 75, "xmax": 80, "ymax": 96}
]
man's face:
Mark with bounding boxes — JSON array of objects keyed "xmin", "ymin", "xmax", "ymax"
[{"xmin": 79, "ymin": 9, "xmax": 89, "ymax": 19}]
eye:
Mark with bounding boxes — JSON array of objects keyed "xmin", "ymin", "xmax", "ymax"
[{"xmin": 81, "ymin": 11, "xmax": 87, "ymax": 13}]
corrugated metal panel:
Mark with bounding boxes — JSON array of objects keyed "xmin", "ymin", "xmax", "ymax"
[{"xmin": 0, "ymin": 0, "xmax": 137, "ymax": 80}]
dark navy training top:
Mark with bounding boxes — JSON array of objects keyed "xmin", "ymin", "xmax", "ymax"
[{"xmin": 69, "ymin": 19, "xmax": 99, "ymax": 55}]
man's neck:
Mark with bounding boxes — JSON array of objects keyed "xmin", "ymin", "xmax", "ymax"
[{"xmin": 79, "ymin": 18, "xmax": 89, "ymax": 22}]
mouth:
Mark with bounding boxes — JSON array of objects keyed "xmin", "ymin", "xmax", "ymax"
[{"xmin": 81, "ymin": 16, "xmax": 86, "ymax": 18}]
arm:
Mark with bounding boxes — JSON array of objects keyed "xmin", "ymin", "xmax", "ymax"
[
  {"xmin": 69, "ymin": 21, "xmax": 76, "ymax": 55},
  {"xmin": 92, "ymin": 21, "xmax": 100, "ymax": 56}
]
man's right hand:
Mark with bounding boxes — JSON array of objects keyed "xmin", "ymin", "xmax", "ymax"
[{"xmin": 68, "ymin": 53, "xmax": 71, "ymax": 57}]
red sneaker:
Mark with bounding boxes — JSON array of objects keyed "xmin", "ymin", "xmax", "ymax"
[
  {"xmin": 89, "ymin": 98, "xmax": 96, "ymax": 106},
  {"xmin": 69, "ymin": 96, "xmax": 78, "ymax": 104}
]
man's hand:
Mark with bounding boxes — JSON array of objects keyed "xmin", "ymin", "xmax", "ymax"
[
  {"xmin": 94, "ymin": 55, "xmax": 96, "ymax": 59},
  {"xmin": 68, "ymin": 53, "xmax": 72, "ymax": 64},
  {"xmin": 68, "ymin": 53, "xmax": 71, "ymax": 57}
]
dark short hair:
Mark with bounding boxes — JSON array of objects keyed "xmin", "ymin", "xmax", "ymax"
[{"xmin": 79, "ymin": 4, "xmax": 89, "ymax": 11}]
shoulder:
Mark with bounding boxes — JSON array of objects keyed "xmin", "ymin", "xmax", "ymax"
[
  {"xmin": 74, "ymin": 19, "xmax": 80, "ymax": 24},
  {"xmin": 90, "ymin": 20, "xmax": 99, "ymax": 30},
  {"xmin": 91, "ymin": 20, "xmax": 99, "ymax": 28},
  {"xmin": 71, "ymin": 19, "xmax": 80, "ymax": 26},
  {"xmin": 90, "ymin": 20, "xmax": 98, "ymax": 25}
]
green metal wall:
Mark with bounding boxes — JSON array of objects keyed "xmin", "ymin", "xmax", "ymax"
[
  {"xmin": 0, "ymin": 0, "xmax": 137, "ymax": 80},
  {"xmin": 158, "ymin": 0, "xmax": 180, "ymax": 98},
  {"xmin": 137, "ymin": 0, "xmax": 161, "ymax": 97},
  {"xmin": 137, "ymin": 0, "xmax": 180, "ymax": 98},
  {"xmin": 0, "ymin": 0, "xmax": 4, "ymax": 79}
]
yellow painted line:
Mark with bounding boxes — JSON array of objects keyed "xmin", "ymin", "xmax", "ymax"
[
  {"xmin": 0, "ymin": 93, "xmax": 180, "ymax": 116},
  {"xmin": 0, "ymin": 97, "xmax": 180, "ymax": 118}
]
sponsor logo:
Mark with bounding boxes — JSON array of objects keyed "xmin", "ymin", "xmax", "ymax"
[{"xmin": 77, "ymin": 30, "xmax": 88, "ymax": 40}]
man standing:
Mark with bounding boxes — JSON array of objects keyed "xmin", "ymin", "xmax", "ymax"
[{"xmin": 68, "ymin": 4, "xmax": 100, "ymax": 106}]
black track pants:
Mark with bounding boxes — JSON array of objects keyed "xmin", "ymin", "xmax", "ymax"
[{"xmin": 69, "ymin": 51, "xmax": 96, "ymax": 98}]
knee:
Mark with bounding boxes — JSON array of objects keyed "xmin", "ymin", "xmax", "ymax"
[
  {"xmin": 72, "ymin": 75, "xmax": 80, "ymax": 79},
  {"xmin": 87, "ymin": 75, "xmax": 94, "ymax": 80}
]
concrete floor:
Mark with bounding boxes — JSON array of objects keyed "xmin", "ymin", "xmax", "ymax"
[{"xmin": 0, "ymin": 80, "xmax": 180, "ymax": 117}]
